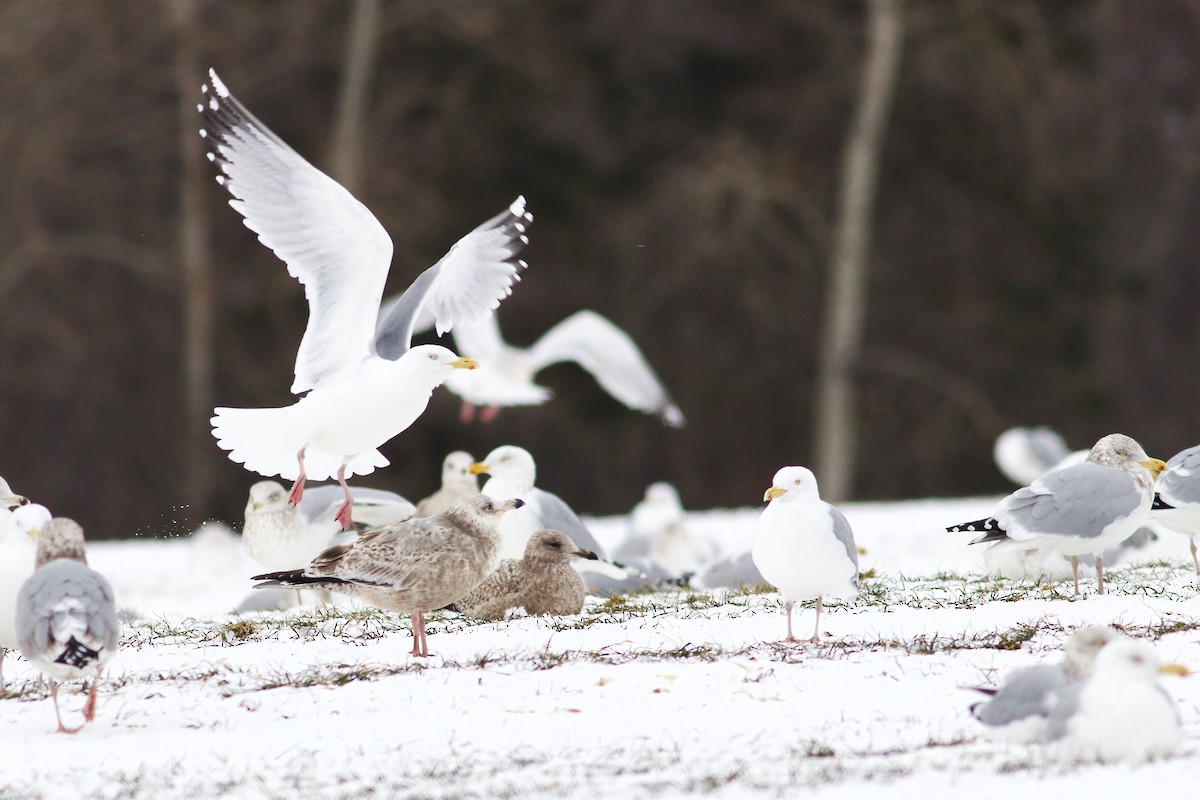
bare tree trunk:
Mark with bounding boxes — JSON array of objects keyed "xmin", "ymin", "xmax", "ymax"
[
  {"xmin": 814, "ymin": 0, "xmax": 904, "ymax": 502},
  {"xmin": 173, "ymin": 0, "xmax": 216, "ymax": 519},
  {"xmin": 329, "ymin": 0, "xmax": 384, "ymax": 192}
]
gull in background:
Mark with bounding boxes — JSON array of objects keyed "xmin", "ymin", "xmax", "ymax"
[
  {"xmin": 17, "ymin": 518, "xmax": 120, "ymax": 733},
  {"xmin": 434, "ymin": 309, "xmax": 685, "ymax": 426},
  {"xmin": 199, "ymin": 69, "xmax": 530, "ymax": 528},
  {"xmin": 615, "ymin": 482, "xmax": 717, "ymax": 577},
  {"xmin": 752, "ymin": 466, "xmax": 859, "ymax": 643},
  {"xmin": 0, "ymin": 503, "xmax": 51, "ymax": 685},
  {"xmin": 948, "ymin": 433, "xmax": 1165, "ymax": 595},
  {"xmin": 416, "ymin": 451, "xmax": 478, "ymax": 517},
  {"xmin": 993, "ymin": 426, "xmax": 1079, "ymax": 486}
]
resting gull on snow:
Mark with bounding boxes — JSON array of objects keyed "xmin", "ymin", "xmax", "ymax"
[
  {"xmin": 435, "ymin": 309, "xmax": 685, "ymax": 426},
  {"xmin": 16, "ymin": 518, "xmax": 120, "ymax": 733},
  {"xmin": 0, "ymin": 503, "xmax": 51, "ymax": 685},
  {"xmin": 451, "ymin": 529, "xmax": 598, "ymax": 621},
  {"xmin": 615, "ymin": 482, "xmax": 716, "ymax": 577},
  {"xmin": 200, "ymin": 69, "xmax": 532, "ymax": 528},
  {"xmin": 253, "ymin": 495, "xmax": 521, "ymax": 657},
  {"xmin": 752, "ymin": 466, "xmax": 859, "ymax": 643},
  {"xmin": 948, "ymin": 433, "xmax": 1165, "ymax": 595},
  {"xmin": 967, "ymin": 625, "xmax": 1121, "ymax": 741},
  {"xmin": 416, "ymin": 451, "xmax": 478, "ymax": 517}
]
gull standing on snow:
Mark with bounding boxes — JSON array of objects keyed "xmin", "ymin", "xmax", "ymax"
[
  {"xmin": 416, "ymin": 451, "xmax": 478, "ymax": 517},
  {"xmin": 16, "ymin": 518, "xmax": 120, "ymax": 733},
  {"xmin": 615, "ymin": 482, "xmax": 716, "ymax": 577},
  {"xmin": 752, "ymin": 466, "xmax": 859, "ymax": 643},
  {"xmin": 967, "ymin": 626, "xmax": 1120, "ymax": 741},
  {"xmin": 436, "ymin": 310, "xmax": 685, "ymax": 426},
  {"xmin": 451, "ymin": 530, "xmax": 598, "ymax": 620},
  {"xmin": 948, "ymin": 434, "xmax": 1165, "ymax": 595},
  {"xmin": 1148, "ymin": 443, "xmax": 1200, "ymax": 573},
  {"xmin": 199, "ymin": 69, "xmax": 531, "ymax": 528},
  {"xmin": 1046, "ymin": 638, "xmax": 1186, "ymax": 762},
  {"xmin": 0, "ymin": 504, "xmax": 51, "ymax": 685},
  {"xmin": 253, "ymin": 495, "xmax": 522, "ymax": 657}
]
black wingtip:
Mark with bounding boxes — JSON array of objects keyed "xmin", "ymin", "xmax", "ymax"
[
  {"xmin": 1152, "ymin": 494, "xmax": 1174, "ymax": 511},
  {"xmin": 946, "ymin": 516, "xmax": 1002, "ymax": 534}
]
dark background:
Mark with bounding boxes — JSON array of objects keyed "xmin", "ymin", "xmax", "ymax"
[{"xmin": 1, "ymin": 1, "xmax": 1197, "ymax": 539}]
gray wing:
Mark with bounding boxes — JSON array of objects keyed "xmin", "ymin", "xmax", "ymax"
[
  {"xmin": 827, "ymin": 505, "xmax": 859, "ymax": 573},
  {"xmin": 531, "ymin": 489, "xmax": 608, "ymax": 560},
  {"xmin": 972, "ymin": 664, "xmax": 1066, "ymax": 726},
  {"xmin": 613, "ymin": 533, "xmax": 653, "ymax": 561},
  {"xmin": 299, "ymin": 485, "xmax": 415, "ymax": 527},
  {"xmin": 583, "ymin": 556, "xmax": 674, "ymax": 596},
  {"xmin": 373, "ymin": 199, "xmax": 532, "ymax": 359},
  {"xmin": 1158, "ymin": 444, "xmax": 1200, "ymax": 506},
  {"xmin": 996, "ymin": 462, "xmax": 1144, "ymax": 541},
  {"xmin": 453, "ymin": 560, "xmax": 525, "ymax": 620},
  {"xmin": 17, "ymin": 560, "xmax": 120, "ymax": 658},
  {"xmin": 1044, "ymin": 682, "xmax": 1084, "ymax": 741},
  {"xmin": 692, "ymin": 551, "xmax": 765, "ymax": 590}
]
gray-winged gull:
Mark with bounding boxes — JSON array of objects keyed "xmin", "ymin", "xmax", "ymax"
[
  {"xmin": 451, "ymin": 529, "xmax": 598, "ymax": 620},
  {"xmin": 1045, "ymin": 638, "xmax": 1186, "ymax": 762},
  {"xmin": 200, "ymin": 69, "xmax": 529, "ymax": 528},
  {"xmin": 0, "ymin": 504, "xmax": 51, "ymax": 685},
  {"xmin": 1149, "ymin": 442, "xmax": 1200, "ymax": 573},
  {"xmin": 993, "ymin": 426, "xmax": 1078, "ymax": 486},
  {"xmin": 948, "ymin": 433, "xmax": 1165, "ymax": 595},
  {"xmin": 16, "ymin": 517, "xmax": 120, "ymax": 733},
  {"xmin": 615, "ymin": 482, "xmax": 716, "ymax": 576},
  {"xmin": 416, "ymin": 451, "xmax": 478, "ymax": 517},
  {"xmin": 253, "ymin": 495, "xmax": 522, "ymax": 657},
  {"xmin": 752, "ymin": 466, "xmax": 859, "ymax": 643},
  {"xmin": 436, "ymin": 309, "xmax": 685, "ymax": 426},
  {"xmin": 967, "ymin": 626, "xmax": 1120, "ymax": 741},
  {"xmin": 692, "ymin": 551, "xmax": 766, "ymax": 591}
]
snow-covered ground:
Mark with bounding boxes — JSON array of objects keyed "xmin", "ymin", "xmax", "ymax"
[{"xmin": 6, "ymin": 495, "xmax": 1200, "ymax": 799}]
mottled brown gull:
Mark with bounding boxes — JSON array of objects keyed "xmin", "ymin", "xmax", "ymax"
[
  {"xmin": 948, "ymin": 433, "xmax": 1166, "ymax": 595},
  {"xmin": 253, "ymin": 495, "xmax": 522, "ymax": 656},
  {"xmin": 16, "ymin": 518, "xmax": 120, "ymax": 733},
  {"xmin": 416, "ymin": 451, "xmax": 478, "ymax": 517},
  {"xmin": 451, "ymin": 530, "xmax": 598, "ymax": 621}
]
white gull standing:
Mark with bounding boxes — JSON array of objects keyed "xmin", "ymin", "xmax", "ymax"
[
  {"xmin": 16, "ymin": 518, "xmax": 120, "ymax": 733},
  {"xmin": 416, "ymin": 451, "xmax": 478, "ymax": 517},
  {"xmin": 0, "ymin": 503, "xmax": 51, "ymax": 686},
  {"xmin": 948, "ymin": 433, "xmax": 1166, "ymax": 595},
  {"xmin": 752, "ymin": 466, "xmax": 859, "ymax": 644},
  {"xmin": 438, "ymin": 310, "xmax": 685, "ymax": 426},
  {"xmin": 199, "ymin": 69, "xmax": 531, "ymax": 528}
]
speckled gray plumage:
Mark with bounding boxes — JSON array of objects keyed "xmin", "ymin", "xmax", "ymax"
[{"xmin": 453, "ymin": 530, "xmax": 596, "ymax": 620}]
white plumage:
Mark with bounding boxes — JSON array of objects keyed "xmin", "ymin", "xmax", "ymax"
[{"xmin": 0, "ymin": 503, "xmax": 51, "ymax": 684}]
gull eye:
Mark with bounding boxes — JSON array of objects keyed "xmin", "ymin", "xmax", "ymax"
[
  {"xmin": 550, "ymin": 540, "xmax": 562, "ymax": 549},
  {"xmin": 482, "ymin": 500, "xmax": 493, "ymax": 512},
  {"xmin": 429, "ymin": 353, "xmax": 440, "ymax": 361},
  {"xmin": 794, "ymin": 479, "xmax": 802, "ymax": 485}
]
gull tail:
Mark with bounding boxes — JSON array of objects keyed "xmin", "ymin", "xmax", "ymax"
[
  {"xmin": 946, "ymin": 516, "xmax": 1008, "ymax": 545},
  {"xmin": 251, "ymin": 569, "xmax": 348, "ymax": 590}
]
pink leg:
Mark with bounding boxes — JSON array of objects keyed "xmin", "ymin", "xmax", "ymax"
[
  {"xmin": 410, "ymin": 611, "xmax": 423, "ymax": 657},
  {"xmin": 480, "ymin": 406, "xmax": 501, "ymax": 424},
  {"xmin": 82, "ymin": 670, "xmax": 101, "ymax": 721},
  {"xmin": 810, "ymin": 597, "xmax": 822, "ymax": 644},
  {"xmin": 287, "ymin": 447, "xmax": 308, "ymax": 506},
  {"xmin": 1191, "ymin": 539, "xmax": 1200, "ymax": 576},
  {"xmin": 334, "ymin": 464, "xmax": 354, "ymax": 531},
  {"xmin": 785, "ymin": 601, "xmax": 796, "ymax": 642},
  {"xmin": 459, "ymin": 403, "xmax": 476, "ymax": 424},
  {"xmin": 1095, "ymin": 557, "xmax": 1105, "ymax": 595},
  {"xmin": 51, "ymin": 683, "xmax": 83, "ymax": 735}
]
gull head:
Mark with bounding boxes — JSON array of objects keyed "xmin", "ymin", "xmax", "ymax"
[
  {"xmin": 471, "ymin": 445, "xmax": 537, "ymax": 487},
  {"xmin": 441, "ymin": 451, "xmax": 477, "ymax": 484},
  {"xmin": 406, "ymin": 344, "xmax": 477, "ymax": 375},
  {"xmin": 1062, "ymin": 625, "xmax": 1122, "ymax": 680},
  {"xmin": 525, "ymin": 529, "xmax": 598, "ymax": 563},
  {"xmin": 644, "ymin": 482, "xmax": 681, "ymax": 508},
  {"xmin": 1086, "ymin": 433, "xmax": 1165, "ymax": 479},
  {"xmin": 35, "ymin": 516, "xmax": 88, "ymax": 566},
  {"xmin": 246, "ymin": 480, "xmax": 289, "ymax": 515},
  {"xmin": 763, "ymin": 466, "xmax": 821, "ymax": 503},
  {"xmin": 446, "ymin": 494, "xmax": 525, "ymax": 528},
  {"xmin": 12, "ymin": 502, "xmax": 52, "ymax": 542},
  {"xmin": 1092, "ymin": 639, "xmax": 1185, "ymax": 683},
  {"xmin": 0, "ymin": 476, "xmax": 28, "ymax": 510}
]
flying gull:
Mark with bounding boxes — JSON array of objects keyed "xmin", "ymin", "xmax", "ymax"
[
  {"xmin": 948, "ymin": 433, "xmax": 1165, "ymax": 595},
  {"xmin": 416, "ymin": 451, "xmax": 478, "ymax": 517},
  {"xmin": 16, "ymin": 518, "xmax": 120, "ymax": 733},
  {"xmin": 253, "ymin": 495, "xmax": 522, "ymax": 657},
  {"xmin": 199, "ymin": 69, "xmax": 531, "ymax": 528},
  {"xmin": 752, "ymin": 466, "xmax": 859, "ymax": 643},
  {"xmin": 451, "ymin": 529, "xmax": 598, "ymax": 620}
]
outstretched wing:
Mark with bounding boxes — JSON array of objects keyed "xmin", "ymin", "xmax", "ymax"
[
  {"xmin": 527, "ymin": 310, "xmax": 685, "ymax": 427},
  {"xmin": 374, "ymin": 198, "xmax": 532, "ymax": 358},
  {"xmin": 200, "ymin": 69, "xmax": 393, "ymax": 394}
]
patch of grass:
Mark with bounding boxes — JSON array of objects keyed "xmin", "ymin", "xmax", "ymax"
[
  {"xmin": 220, "ymin": 619, "xmax": 258, "ymax": 642},
  {"xmin": 990, "ymin": 622, "xmax": 1039, "ymax": 651}
]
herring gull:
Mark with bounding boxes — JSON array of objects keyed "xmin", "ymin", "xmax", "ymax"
[
  {"xmin": 451, "ymin": 529, "xmax": 598, "ymax": 620},
  {"xmin": 947, "ymin": 433, "xmax": 1165, "ymax": 595},
  {"xmin": 967, "ymin": 625, "xmax": 1120, "ymax": 741},
  {"xmin": 1045, "ymin": 638, "xmax": 1186, "ymax": 762},
  {"xmin": 200, "ymin": 69, "xmax": 529, "ymax": 528},
  {"xmin": 752, "ymin": 466, "xmax": 859, "ymax": 643},
  {"xmin": 993, "ymin": 426, "xmax": 1078, "ymax": 486},
  {"xmin": 0, "ymin": 504, "xmax": 51, "ymax": 685},
  {"xmin": 416, "ymin": 451, "xmax": 478, "ymax": 517},
  {"xmin": 435, "ymin": 309, "xmax": 685, "ymax": 426},
  {"xmin": 1148, "ymin": 442, "xmax": 1200, "ymax": 573},
  {"xmin": 253, "ymin": 495, "xmax": 522, "ymax": 657},
  {"xmin": 16, "ymin": 518, "xmax": 120, "ymax": 733},
  {"xmin": 615, "ymin": 482, "xmax": 717, "ymax": 577}
]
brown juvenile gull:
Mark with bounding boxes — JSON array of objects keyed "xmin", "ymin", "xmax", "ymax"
[
  {"xmin": 947, "ymin": 433, "xmax": 1166, "ymax": 595},
  {"xmin": 451, "ymin": 530, "xmax": 598, "ymax": 621},
  {"xmin": 16, "ymin": 518, "xmax": 120, "ymax": 734},
  {"xmin": 415, "ymin": 451, "xmax": 478, "ymax": 517},
  {"xmin": 253, "ymin": 495, "xmax": 523, "ymax": 657},
  {"xmin": 200, "ymin": 70, "xmax": 527, "ymax": 528}
]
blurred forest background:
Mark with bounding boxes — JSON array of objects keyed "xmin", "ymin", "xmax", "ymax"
[{"xmin": 2, "ymin": 0, "xmax": 1199, "ymax": 539}]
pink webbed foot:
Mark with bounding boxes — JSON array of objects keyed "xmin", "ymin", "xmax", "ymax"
[
  {"xmin": 480, "ymin": 406, "xmax": 501, "ymax": 424},
  {"xmin": 459, "ymin": 403, "xmax": 476, "ymax": 424},
  {"xmin": 334, "ymin": 498, "xmax": 354, "ymax": 531}
]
